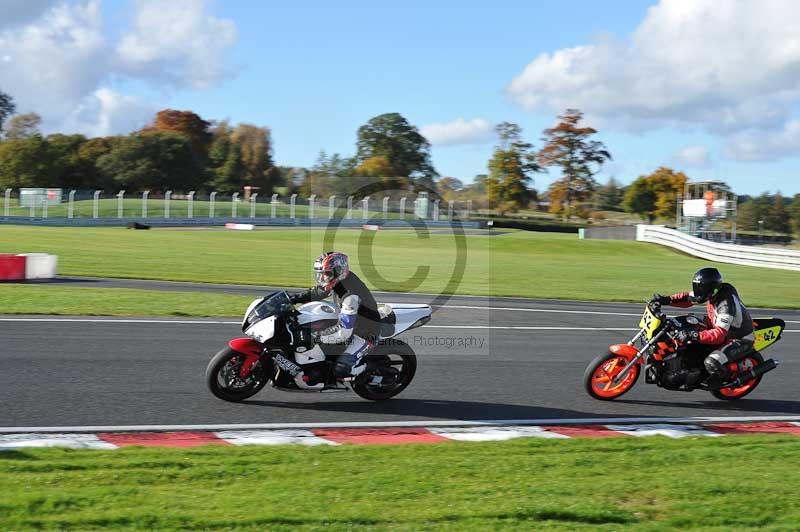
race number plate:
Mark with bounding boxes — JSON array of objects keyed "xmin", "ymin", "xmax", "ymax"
[{"xmin": 638, "ymin": 306, "xmax": 662, "ymax": 339}]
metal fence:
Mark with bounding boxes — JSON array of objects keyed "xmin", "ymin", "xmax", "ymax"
[{"xmin": 2, "ymin": 188, "xmax": 474, "ymax": 223}]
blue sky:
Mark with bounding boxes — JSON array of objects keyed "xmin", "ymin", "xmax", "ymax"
[{"xmin": 3, "ymin": 0, "xmax": 800, "ymax": 195}]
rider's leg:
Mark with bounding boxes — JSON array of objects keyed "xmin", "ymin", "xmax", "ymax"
[
  {"xmin": 704, "ymin": 339, "xmax": 754, "ymax": 381},
  {"xmin": 333, "ymin": 335, "xmax": 372, "ymax": 379}
]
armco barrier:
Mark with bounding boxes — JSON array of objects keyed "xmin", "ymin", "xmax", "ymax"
[
  {"xmin": 636, "ymin": 225, "xmax": 800, "ymax": 271},
  {"xmin": 0, "ymin": 253, "xmax": 58, "ymax": 280}
]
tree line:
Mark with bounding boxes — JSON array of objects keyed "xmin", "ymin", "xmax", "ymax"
[{"xmin": 2, "ymin": 86, "xmax": 799, "ymax": 233}]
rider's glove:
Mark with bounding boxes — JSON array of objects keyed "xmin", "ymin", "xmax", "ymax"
[
  {"xmin": 651, "ymin": 293, "xmax": 672, "ymax": 306},
  {"xmin": 675, "ymin": 328, "xmax": 699, "ymax": 344}
]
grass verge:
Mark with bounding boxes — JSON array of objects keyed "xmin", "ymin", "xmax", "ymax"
[
  {"xmin": 1, "ymin": 435, "xmax": 799, "ymax": 530},
  {"xmin": 2, "ymin": 226, "xmax": 800, "ymax": 311},
  {"xmin": 0, "ymin": 284, "xmax": 250, "ymax": 316}
]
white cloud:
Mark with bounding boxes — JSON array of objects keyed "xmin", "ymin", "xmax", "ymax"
[
  {"xmin": 421, "ymin": 118, "xmax": 494, "ymax": 146},
  {"xmin": 673, "ymin": 145, "xmax": 710, "ymax": 168},
  {"xmin": 62, "ymin": 88, "xmax": 155, "ymax": 137},
  {"xmin": 116, "ymin": 0, "xmax": 237, "ymax": 89},
  {"xmin": 0, "ymin": 0, "xmax": 237, "ymax": 136},
  {"xmin": 507, "ymin": 0, "xmax": 800, "ymax": 149},
  {"xmin": 725, "ymin": 121, "xmax": 800, "ymax": 162}
]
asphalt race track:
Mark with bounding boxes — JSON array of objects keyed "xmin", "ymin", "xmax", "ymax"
[{"xmin": 2, "ymin": 278, "xmax": 799, "ymax": 427}]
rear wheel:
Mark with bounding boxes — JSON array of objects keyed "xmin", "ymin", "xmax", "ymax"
[
  {"xmin": 206, "ymin": 347, "xmax": 268, "ymax": 402},
  {"xmin": 352, "ymin": 342, "xmax": 417, "ymax": 401},
  {"xmin": 711, "ymin": 352, "xmax": 764, "ymax": 401},
  {"xmin": 583, "ymin": 352, "xmax": 640, "ymax": 400}
]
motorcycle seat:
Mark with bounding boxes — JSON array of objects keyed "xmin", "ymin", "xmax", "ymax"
[{"xmin": 379, "ymin": 305, "xmax": 396, "ymax": 337}]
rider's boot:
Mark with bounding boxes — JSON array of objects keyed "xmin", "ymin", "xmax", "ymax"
[{"xmin": 333, "ymin": 336, "xmax": 371, "ymax": 381}]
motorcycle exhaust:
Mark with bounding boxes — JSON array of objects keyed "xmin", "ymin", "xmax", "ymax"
[{"xmin": 727, "ymin": 359, "xmax": 779, "ymax": 388}]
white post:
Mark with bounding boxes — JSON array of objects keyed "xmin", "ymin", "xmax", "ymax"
[
  {"xmin": 448, "ymin": 200, "xmax": 454, "ymax": 220},
  {"xmin": 399, "ymin": 197, "xmax": 407, "ymax": 219},
  {"xmin": 676, "ymin": 192, "xmax": 682, "ymax": 228},
  {"xmin": 382, "ymin": 196, "xmax": 389, "ymax": 218},
  {"xmin": 188, "ymin": 191, "xmax": 195, "ymax": 219},
  {"xmin": 362, "ymin": 197, "xmax": 369, "ymax": 219},
  {"xmin": 232, "ymin": 192, "xmax": 239, "ymax": 217},
  {"xmin": 309, "ymin": 194, "xmax": 316, "ymax": 219},
  {"xmin": 271, "ymin": 194, "xmax": 278, "ymax": 218},
  {"xmin": 164, "ymin": 190, "xmax": 172, "ymax": 219},
  {"xmin": 117, "ymin": 190, "xmax": 125, "ymax": 218},
  {"xmin": 92, "ymin": 190, "xmax": 101, "ymax": 219},
  {"xmin": 142, "ymin": 190, "xmax": 149, "ymax": 218},
  {"xmin": 68, "ymin": 190, "xmax": 76, "ymax": 219},
  {"xmin": 290, "ymin": 194, "xmax": 297, "ymax": 219},
  {"xmin": 250, "ymin": 193, "xmax": 258, "ymax": 218},
  {"xmin": 42, "ymin": 196, "xmax": 48, "ymax": 218},
  {"xmin": 466, "ymin": 199, "xmax": 472, "ymax": 220},
  {"xmin": 209, "ymin": 191, "xmax": 217, "ymax": 218},
  {"xmin": 347, "ymin": 196, "xmax": 353, "ymax": 219},
  {"xmin": 329, "ymin": 196, "xmax": 336, "ymax": 219},
  {"xmin": 4, "ymin": 188, "xmax": 11, "ymax": 217},
  {"xmin": 433, "ymin": 200, "xmax": 440, "ymax": 221}
]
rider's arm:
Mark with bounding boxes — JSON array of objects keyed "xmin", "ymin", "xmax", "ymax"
[
  {"xmin": 698, "ymin": 300, "xmax": 733, "ymax": 345},
  {"xmin": 667, "ymin": 291, "xmax": 694, "ymax": 308},
  {"xmin": 290, "ymin": 286, "xmax": 329, "ymax": 304},
  {"xmin": 316, "ymin": 294, "xmax": 359, "ymax": 344}
]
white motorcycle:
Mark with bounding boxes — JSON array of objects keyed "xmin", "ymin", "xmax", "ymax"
[{"xmin": 206, "ymin": 290, "xmax": 431, "ymax": 401}]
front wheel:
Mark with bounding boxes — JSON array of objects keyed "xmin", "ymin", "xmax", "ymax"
[
  {"xmin": 206, "ymin": 347, "xmax": 269, "ymax": 402},
  {"xmin": 711, "ymin": 352, "xmax": 764, "ymax": 401},
  {"xmin": 352, "ymin": 342, "xmax": 417, "ymax": 401},
  {"xmin": 584, "ymin": 352, "xmax": 640, "ymax": 400}
]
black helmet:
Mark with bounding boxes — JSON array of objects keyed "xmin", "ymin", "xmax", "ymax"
[{"xmin": 691, "ymin": 267, "xmax": 722, "ymax": 303}]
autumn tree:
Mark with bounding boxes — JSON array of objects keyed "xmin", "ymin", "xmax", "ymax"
[
  {"xmin": 147, "ymin": 109, "xmax": 212, "ymax": 156},
  {"xmin": 538, "ymin": 109, "xmax": 611, "ymax": 217},
  {"xmin": 357, "ymin": 113, "xmax": 437, "ymax": 189},
  {"xmin": 232, "ymin": 123, "xmax": 278, "ymax": 193},
  {"xmin": 5, "ymin": 112, "xmax": 42, "ymax": 140},
  {"xmin": 0, "ymin": 90, "xmax": 15, "ymax": 134},
  {"xmin": 623, "ymin": 167, "xmax": 688, "ymax": 223},
  {"xmin": 486, "ymin": 122, "xmax": 540, "ymax": 212}
]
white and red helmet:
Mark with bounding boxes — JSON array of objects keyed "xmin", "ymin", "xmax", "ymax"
[{"xmin": 314, "ymin": 251, "xmax": 349, "ymax": 291}]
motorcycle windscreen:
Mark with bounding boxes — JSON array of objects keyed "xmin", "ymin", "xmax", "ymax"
[{"xmin": 752, "ymin": 318, "xmax": 786, "ymax": 351}]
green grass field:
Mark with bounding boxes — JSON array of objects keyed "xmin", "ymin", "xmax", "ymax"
[
  {"xmin": 1, "ymin": 225, "xmax": 800, "ymax": 314},
  {"xmin": 1, "ymin": 435, "xmax": 798, "ymax": 530}
]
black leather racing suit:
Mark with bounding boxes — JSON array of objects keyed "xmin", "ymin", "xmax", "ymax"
[
  {"xmin": 290, "ymin": 272, "xmax": 381, "ymax": 377},
  {"xmin": 667, "ymin": 283, "xmax": 755, "ymax": 375}
]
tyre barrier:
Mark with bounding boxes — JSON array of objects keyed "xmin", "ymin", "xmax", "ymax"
[{"xmin": 0, "ymin": 253, "xmax": 58, "ymax": 281}]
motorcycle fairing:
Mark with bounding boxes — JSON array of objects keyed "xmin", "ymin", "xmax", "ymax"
[
  {"xmin": 244, "ymin": 315, "xmax": 276, "ymax": 343},
  {"xmin": 228, "ymin": 338, "xmax": 263, "ymax": 377},
  {"xmin": 752, "ymin": 318, "xmax": 786, "ymax": 351},
  {"xmin": 381, "ymin": 304, "xmax": 432, "ymax": 338},
  {"xmin": 609, "ymin": 344, "xmax": 639, "ymax": 360}
]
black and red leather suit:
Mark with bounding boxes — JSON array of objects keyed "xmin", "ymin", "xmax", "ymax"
[{"xmin": 665, "ymin": 283, "xmax": 754, "ymax": 375}]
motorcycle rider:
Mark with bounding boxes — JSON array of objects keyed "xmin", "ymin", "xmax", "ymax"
[
  {"xmin": 652, "ymin": 267, "xmax": 754, "ymax": 385},
  {"xmin": 289, "ymin": 251, "xmax": 382, "ymax": 380}
]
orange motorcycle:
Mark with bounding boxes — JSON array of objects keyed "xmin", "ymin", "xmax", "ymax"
[{"xmin": 584, "ymin": 301, "xmax": 784, "ymax": 401}]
